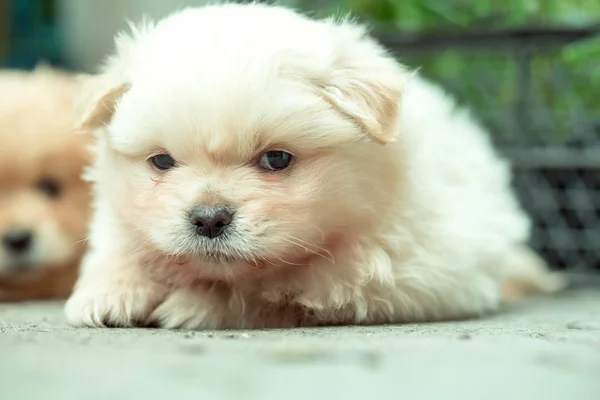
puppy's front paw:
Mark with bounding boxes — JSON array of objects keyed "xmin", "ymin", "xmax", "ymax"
[
  {"xmin": 65, "ymin": 278, "xmax": 168, "ymax": 328},
  {"xmin": 148, "ymin": 290, "xmax": 222, "ymax": 330}
]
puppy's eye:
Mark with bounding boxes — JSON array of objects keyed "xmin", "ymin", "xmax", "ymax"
[
  {"xmin": 37, "ymin": 178, "xmax": 61, "ymax": 198},
  {"xmin": 149, "ymin": 154, "xmax": 177, "ymax": 171},
  {"xmin": 258, "ymin": 151, "xmax": 293, "ymax": 171}
]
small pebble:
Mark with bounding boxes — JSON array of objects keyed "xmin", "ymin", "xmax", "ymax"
[
  {"xmin": 529, "ymin": 332, "xmax": 548, "ymax": 339},
  {"xmin": 181, "ymin": 344, "xmax": 205, "ymax": 355},
  {"xmin": 566, "ymin": 322, "xmax": 586, "ymax": 330},
  {"xmin": 269, "ymin": 347, "xmax": 326, "ymax": 362},
  {"xmin": 80, "ymin": 336, "xmax": 92, "ymax": 345},
  {"xmin": 457, "ymin": 333, "xmax": 471, "ymax": 340},
  {"xmin": 269, "ymin": 347, "xmax": 382, "ymax": 369}
]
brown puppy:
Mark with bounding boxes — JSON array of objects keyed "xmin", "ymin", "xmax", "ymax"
[{"xmin": 0, "ymin": 66, "xmax": 92, "ymax": 301}]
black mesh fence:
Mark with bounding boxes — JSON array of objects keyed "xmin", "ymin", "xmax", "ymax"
[{"xmin": 374, "ymin": 27, "xmax": 600, "ymax": 279}]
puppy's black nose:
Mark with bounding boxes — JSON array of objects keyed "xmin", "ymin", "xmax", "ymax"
[
  {"xmin": 2, "ymin": 230, "xmax": 33, "ymax": 253},
  {"xmin": 189, "ymin": 207, "xmax": 233, "ymax": 239}
]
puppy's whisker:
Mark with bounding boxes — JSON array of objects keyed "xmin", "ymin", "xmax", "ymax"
[
  {"xmin": 282, "ymin": 234, "xmax": 327, "ymax": 252},
  {"xmin": 263, "ymin": 217, "xmax": 328, "ymax": 243},
  {"xmin": 124, "ymin": 237, "xmax": 154, "ymax": 255},
  {"xmin": 144, "ymin": 252, "xmax": 165, "ymax": 267},
  {"xmin": 306, "ymin": 224, "xmax": 327, "ymax": 242},
  {"xmin": 72, "ymin": 237, "xmax": 89, "ymax": 247},
  {"xmin": 261, "ymin": 257, "xmax": 276, "ymax": 267},
  {"xmin": 126, "ymin": 237, "xmax": 149, "ymax": 250},
  {"xmin": 281, "ymin": 235, "xmax": 335, "ymax": 264},
  {"xmin": 265, "ymin": 251, "xmax": 305, "ymax": 267}
]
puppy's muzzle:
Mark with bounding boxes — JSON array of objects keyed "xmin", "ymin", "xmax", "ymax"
[
  {"xmin": 2, "ymin": 229, "xmax": 33, "ymax": 254},
  {"xmin": 189, "ymin": 206, "xmax": 233, "ymax": 239}
]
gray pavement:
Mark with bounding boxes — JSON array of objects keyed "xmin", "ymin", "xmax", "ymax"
[{"xmin": 1, "ymin": 290, "xmax": 599, "ymax": 400}]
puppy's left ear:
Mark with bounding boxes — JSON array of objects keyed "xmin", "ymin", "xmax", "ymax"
[
  {"xmin": 317, "ymin": 22, "xmax": 407, "ymax": 145},
  {"xmin": 74, "ymin": 20, "xmax": 153, "ymax": 133},
  {"xmin": 75, "ymin": 74, "xmax": 130, "ymax": 132}
]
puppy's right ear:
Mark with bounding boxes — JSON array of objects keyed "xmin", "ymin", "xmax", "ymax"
[
  {"xmin": 75, "ymin": 20, "xmax": 151, "ymax": 132},
  {"xmin": 75, "ymin": 74, "xmax": 130, "ymax": 132}
]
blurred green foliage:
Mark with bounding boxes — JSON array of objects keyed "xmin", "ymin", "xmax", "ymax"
[
  {"xmin": 334, "ymin": 0, "xmax": 599, "ymax": 30},
  {"xmin": 304, "ymin": 0, "xmax": 600, "ymax": 144}
]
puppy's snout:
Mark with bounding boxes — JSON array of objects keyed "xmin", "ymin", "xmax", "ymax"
[
  {"xmin": 189, "ymin": 207, "xmax": 233, "ymax": 239},
  {"xmin": 2, "ymin": 229, "xmax": 33, "ymax": 253}
]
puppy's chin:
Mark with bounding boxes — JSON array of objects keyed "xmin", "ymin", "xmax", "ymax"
[
  {"xmin": 149, "ymin": 252, "xmax": 255, "ymax": 282},
  {"xmin": 0, "ymin": 244, "xmax": 77, "ymax": 277},
  {"xmin": 0, "ymin": 254, "xmax": 77, "ymax": 280},
  {"xmin": 0, "ymin": 260, "xmax": 34, "ymax": 277},
  {"xmin": 148, "ymin": 245, "xmax": 315, "ymax": 283},
  {"xmin": 151, "ymin": 238, "xmax": 256, "ymax": 271}
]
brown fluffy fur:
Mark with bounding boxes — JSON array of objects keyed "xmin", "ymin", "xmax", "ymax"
[{"xmin": 0, "ymin": 66, "xmax": 92, "ymax": 301}]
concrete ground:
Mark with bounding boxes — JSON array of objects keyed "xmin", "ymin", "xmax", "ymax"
[{"xmin": 1, "ymin": 290, "xmax": 599, "ymax": 400}]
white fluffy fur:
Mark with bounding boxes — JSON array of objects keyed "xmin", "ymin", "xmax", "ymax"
[{"xmin": 65, "ymin": 3, "xmax": 563, "ymax": 329}]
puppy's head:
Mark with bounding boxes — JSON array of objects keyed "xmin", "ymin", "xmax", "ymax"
[
  {"xmin": 0, "ymin": 67, "xmax": 92, "ymax": 276},
  {"xmin": 81, "ymin": 4, "xmax": 407, "ymax": 281}
]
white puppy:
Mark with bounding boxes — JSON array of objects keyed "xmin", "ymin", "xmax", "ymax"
[{"xmin": 65, "ymin": 3, "xmax": 563, "ymax": 329}]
